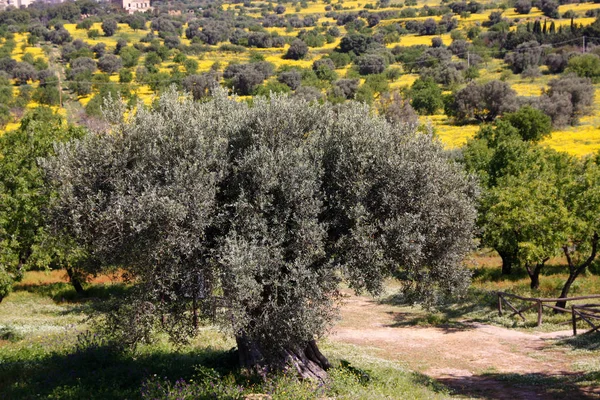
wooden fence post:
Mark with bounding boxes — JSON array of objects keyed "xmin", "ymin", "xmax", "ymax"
[
  {"xmin": 537, "ymin": 300, "xmax": 543, "ymax": 327},
  {"xmin": 498, "ymin": 293, "xmax": 503, "ymax": 316},
  {"xmin": 572, "ymin": 306, "xmax": 577, "ymax": 336}
]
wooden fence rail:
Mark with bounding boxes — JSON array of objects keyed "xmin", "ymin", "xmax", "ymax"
[
  {"xmin": 572, "ymin": 304, "xmax": 600, "ymax": 336},
  {"xmin": 496, "ymin": 292, "xmax": 600, "ymax": 327}
]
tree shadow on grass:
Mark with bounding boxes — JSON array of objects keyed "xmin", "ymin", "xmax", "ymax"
[
  {"xmin": 559, "ymin": 332, "xmax": 600, "ymax": 351},
  {"xmin": 436, "ymin": 371, "xmax": 600, "ymax": 400},
  {"xmin": 13, "ymin": 281, "xmax": 130, "ymax": 305},
  {"xmin": 379, "ymin": 289, "xmax": 497, "ymax": 332},
  {"xmin": 0, "ymin": 339, "xmax": 240, "ymax": 400}
]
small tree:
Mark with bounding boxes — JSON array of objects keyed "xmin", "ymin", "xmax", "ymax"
[
  {"xmin": 409, "ymin": 78, "xmax": 443, "ymax": 115},
  {"xmin": 447, "ymin": 80, "xmax": 517, "ymax": 123},
  {"xmin": 182, "ymin": 72, "xmax": 220, "ymax": 100},
  {"xmin": 97, "ymin": 54, "xmax": 123, "ymax": 74},
  {"xmin": 101, "ymin": 19, "xmax": 118, "ymax": 37},
  {"xmin": 555, "ymin": 157, "xmax": 600, "ymax": 308},
  {"xmin": 480, "ymin": 156, "xmax": 570, "ymax": 289},
  {"xmin": 0, "ymin": 109, "xmax": 86, "ymax": 301},
  {"xmin": 566, "ymin": 54, "xmax": 600, "ymax": 82},
  {"xmin": 278, "ymin": 70, "xmax": 302, "ymax": 90},
  {"xmin": 357, "ymin": 54, "xmax": 386, "ymax": 75},
  {"xmin": 285, "ymin": 39, "xmax": 309, "ymax": 60},
  {"xmin": 11, "ymin": 62, "xmax": 37, "ymax": 85},
  {"xmin": 503, "ymin": 106, "xmax": 552, "ymax": 143},
  {"xmin": 514, "ymin": 0, "xmax": 532, "ymax": 14},
  {"xmin": 44, "ymin": 89, "xmax": 477, "ymax": 379}
]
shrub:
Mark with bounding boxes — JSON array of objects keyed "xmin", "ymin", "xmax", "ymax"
[
  {"xmin": 224, "ymin": 62, "xmax": 274, "ymax": 95},
  {"xmin": 543, "ymin": 74, "xmax": 594, "ymax": 125},
  {"xmin": 97, "ymin": 54, "xmax": 122, "ymax": 74},
  {"xmin": 409, "ymin": 78, "xmax": 443, "ymax": 115},
  {"xmin": 514, "ymin": 0, "xmax": 532, "ymax": 14},
  {"xmin": 357, "ymin": 54, "xmax": 386, "ymax": 75},
  {"xmin": 285, "ymin": 39, "xmax": 309, "ymax": 60},
  {"xmin": 566, "ymin": 54, "xmax": 600, "ymax": 82},
  {"xmin": 333, "ymin": 78, "xmax": 360, "ymax": 99},
  {"xmin": 183, "ymin": 72, "xmax": 220, "ymax": 100},
  {"xmin": 278, "ymin": 70, "xmax": 302, "ymax": 90},
  {"xmin": 502, "ymin": 106, "xmax": 552, "ymax": 142},
  {"xmin": 504, "ymin": 41, "xmax": 543, "ymax": 74},
  {"xmin": 447, "ymin": 80, "xmax": 518, "ymax": 122},
  {"xmin": 101, "ymin": 19, "xmax": 117, "ymax": 37}
]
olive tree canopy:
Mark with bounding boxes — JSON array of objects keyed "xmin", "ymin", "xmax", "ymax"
[{"xmin": 43, "ymin": 89, "xmax": 477, "ymax": 380}]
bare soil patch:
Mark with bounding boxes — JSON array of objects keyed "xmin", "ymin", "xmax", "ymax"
[{"xmin": 330, "ymin": 294, "xmax": 600, "ymax": 399}]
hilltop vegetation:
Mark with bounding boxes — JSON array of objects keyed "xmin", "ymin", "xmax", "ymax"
[{"xmin": 0, "ymin": 0, "xmax": 600, "ymax": 153}]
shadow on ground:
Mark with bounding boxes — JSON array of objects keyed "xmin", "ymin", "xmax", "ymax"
[
  {"xmin": 0, "ymin": 339, "xmax": 239, "ymax": 400},
  {"xmin": 13, "ymin": 281, "xmax": 130, "ymax": 304},
  {"xmin": 435, "ymin": 371, "xmax": 600, "ymax": 400}
]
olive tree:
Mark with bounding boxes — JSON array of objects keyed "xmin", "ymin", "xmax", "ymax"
[{"xmin": 43, "ymin": 89, "xmax": 477, "ymax": 380}]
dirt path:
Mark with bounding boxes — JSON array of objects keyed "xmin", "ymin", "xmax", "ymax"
[{"xmin": 330, "ymin": 294, "xmax": 600, "ymax": 399}]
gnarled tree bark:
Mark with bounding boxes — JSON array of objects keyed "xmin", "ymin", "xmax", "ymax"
[{"xmin": 236, "ymin": 335, "xmax": 331, "ymax": 382}]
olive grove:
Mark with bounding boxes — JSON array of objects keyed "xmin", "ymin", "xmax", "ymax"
[{"xmin": 43, "ymin": 89, "xmax": 477, "ymax": 380}]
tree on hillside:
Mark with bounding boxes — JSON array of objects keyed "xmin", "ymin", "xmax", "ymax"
[
  {"xmin": 285, "ymin": 39, "xmax": 309, "ymax": 60},
  {"xmin": 43, "ymin": 89, "xmax": 477, "ymax": 380},
  {"xmin": 0, "ymin": 108, "xmax": 86, "ymax": 302},
  {"xmin": 101, "ymin": 19, "xmax": 118, "ymax": 37},
  {"xmin": 446, "ymin": 80, "xmax": 517, "ymax": 123}
]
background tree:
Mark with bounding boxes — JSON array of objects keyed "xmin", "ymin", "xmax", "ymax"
[
  {"xmin": 101, "ymin": 19, "xmax": 118, "ymax": 37},
  {"xmin": 447, "ymin": 80, "xmax": 517, "ymax": 123},
  {"xmin": 409, "ymin": 78, "xmax": 443, "ymax": 115},
  {"xmin": 182, "ymin": 72, "xmax": 220, "ymax": 101},
  {"xmin": 357, "ymin": 54, "xmax": 386, "ymax": 75},
  {"xmin": 97, "ymin": 54, "xmax": 123, "ymax": 74},
  {"xmin": 0, "ymin": 108, "xmax": 86, "ymax": 301},
  {"xmin": 555, "ymin": 156, "xmax": 600, "ymax": 308},
  {"xmin": 44, "ymin": 90, "xmax": 477, "ymax": 380},
  {"xmin": 502, "ymin": 106, "xmax": 552, "ymax": 142},
  {"xmin": 285, "ymin": 39, "xmax": 309, "ymax": 60}
]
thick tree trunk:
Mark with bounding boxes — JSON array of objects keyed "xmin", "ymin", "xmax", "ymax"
[
  {"xmin": 499, "ymin": 249, "xmax": 517, "ymax": 275},
  {"xmin": 236, "ymin": 335, "xmax": 330, "ymax": 382},
  {"xmin": 0, "ymin": 295, "xmax": 3, "ymax": 304},
  {"xmin": 66, "ymin": 267, "xmax": 85, "ymax": 295}
]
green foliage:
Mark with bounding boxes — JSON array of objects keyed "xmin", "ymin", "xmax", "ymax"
[
  {"xmin": 101, "ymin": 19, "xmax": 117, "ymax": 37},
  {"xmin": 502, "ymin": 106, "xmax": 552, "ymax": 143},
  {"xmin": 409, "ymin": 78, "xmax": 443, "ymax": 115},
  {"xmin": 119, "ymin": 46, "xmax": 141, "ymax": 68},
  {"xmin": 44, "ymin": 89, "xmax": 476, "ymax": 365},
  {"xmin": 566, "ymin": 54, "xmax": 600, "ymax": 83},
  {"xmin": 0, "ymin": 109, "xmax": 85, "ymax": 301}
]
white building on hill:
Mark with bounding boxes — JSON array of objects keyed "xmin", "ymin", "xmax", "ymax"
[{"xmin": 117, "ymin": 0, "xmax": 152, "ymax": 14}]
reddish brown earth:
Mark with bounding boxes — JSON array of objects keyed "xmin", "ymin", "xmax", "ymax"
[{"xmin": 330, "ymin": 294, "xmax": 600, "ymax": 399}]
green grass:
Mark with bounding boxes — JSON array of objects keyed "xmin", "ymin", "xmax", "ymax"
[
  {"xmin": 381, "ymin": 253, "xmax": 600, "ymax": 333},
  {"xmin": 0, "ymin": 275, "xmax": 452, "ymax": 400}
]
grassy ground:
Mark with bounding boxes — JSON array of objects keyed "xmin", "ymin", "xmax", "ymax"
[
  {"xmin": 1, "ymin": 251, "xmax": 600, "ymax": 398},
  {"xmin": 0, "ymin": 271, "xmax": 451, "ymax": 400},
  {"xmin": 381, "ymin": 251, "xmax": 600, "ymax": 333}
]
